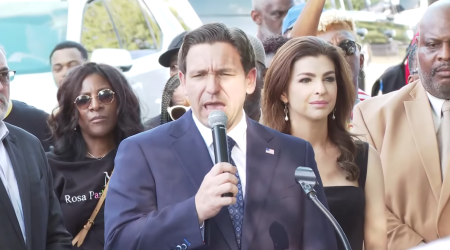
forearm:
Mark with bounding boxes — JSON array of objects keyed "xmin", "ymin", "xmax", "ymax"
[
  {"xmin": 290, "ymin": 0, "xmax": 326, "ymax": 37},
  {"xmin": 105, "ymin": 196, "xmax": 204, "ymax": 250},
  {"xmin": 386, "ymin": 209, "xmax": 423, "ymax": 249}
]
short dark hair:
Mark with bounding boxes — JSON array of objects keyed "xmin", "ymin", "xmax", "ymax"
[
  {"xmin": 178, "ymin": 23, "xmax": 256, "ymax": 75},
  {"xmin": 408, "ymin": 42, "xmax": 418, "ymax": 73},
  {"xmin": 48, "ymin": 62, "xmax": 143, "ymax": 161},
  {"xmin": 263, "ymin": 35, "xmax": 290, "ymax": 55},
  {"xmin": 49, "ymin": 41, "xmax": 88, "ymax": 62}
]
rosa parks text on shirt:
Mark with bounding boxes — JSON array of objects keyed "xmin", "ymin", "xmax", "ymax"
[{"xmin": 64, "ymin": 171, "xmax": 110, "ymax": 203}]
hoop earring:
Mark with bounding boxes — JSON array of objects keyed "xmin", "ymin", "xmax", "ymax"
[
  {"xmin": 332, "ymin": 109, "xmax": 336, "ymax": 120},
  {"xmin": 284, "ymin": 102, "xmax": 289, "ymax": 121}
]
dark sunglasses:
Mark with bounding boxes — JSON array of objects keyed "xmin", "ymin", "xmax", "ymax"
[
  {"xmin": 74, "ymin": 89, "xmax": 115, "ymax": 110},
  {"xmin": 167, "ymin": 105, "xmax": 190, "ymax": 121},
  {"xmin": 338, "ymin": 40, "xmax": 362, "ymax": 57}
]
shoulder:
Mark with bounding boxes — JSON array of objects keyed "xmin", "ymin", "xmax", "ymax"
[
  {"xmin": 11, "ymin": 100, "xmax": 49, "ymax": 119},
  {"xmin": 355, "ymin": 81, "xmax": 418, "ymax": 116},
  {"xmin": 253, "ymin": 121, "xmax": 311, "ymax": 149},
  {"xmin": 5, "ymin": 122, "xmax": 41, "ymax": 145}
]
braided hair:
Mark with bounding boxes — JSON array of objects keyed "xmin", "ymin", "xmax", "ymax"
[{"xmin": 160, "ymin": 74, "xmax": 182, "ymax": 124}]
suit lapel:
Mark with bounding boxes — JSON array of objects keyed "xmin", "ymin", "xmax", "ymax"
[
  {"xmin": 3, "ymin": 133, "xmax": 29, "ymax": 247},
  {"xmin": 170, "ymin": 111, "xmax": 238, "ymax": 250},
  {"xmin": 241, "ymin": 118, "xmax": 279, "ymax": 250},
  {"xmin": 404, "ymin": 82, "xmax": 442, "ymax": 201}
]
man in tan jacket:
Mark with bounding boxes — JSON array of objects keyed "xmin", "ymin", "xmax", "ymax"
[{"xmin": 352, "ymin": 1, "xmax": 450, "ymax": 249}]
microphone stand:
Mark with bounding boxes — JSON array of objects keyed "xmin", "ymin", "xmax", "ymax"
[{"xmin": 299, "ymin": 182, "xmax": 352, "ymax": 250}]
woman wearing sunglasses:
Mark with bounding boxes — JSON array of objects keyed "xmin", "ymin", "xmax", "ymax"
[
  {"xmin": 262, "ymin": 37, "xmax": 387, "ymax": 250},
  {"xmin": 47, "ymin": 62, "xmax": 143, "ymax": 249},
  {"xmin": 144, "ymin": 74, "xmax": 190, "ymax": 130}
]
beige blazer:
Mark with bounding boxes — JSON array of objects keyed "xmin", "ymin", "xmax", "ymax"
[{"xmin": 352, "ymin": 80, "xmax": 450, "ymax": 250}]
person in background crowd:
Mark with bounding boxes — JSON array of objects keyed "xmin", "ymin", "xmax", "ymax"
[
  {"xmin": 144, "ymin": 75, "xmax": 189, "ymax": 130},
  {"xmin": 289, "ymin": 2, "xmax": 371, "ymax": 104},
  {"xmin": 281, "ymin": 3, "xmax": 306, "ymax": 38},
  {"xmin": 262, "ymin": 36, "xmax": 386, "ymax": 250},
  {"xmin": 50, "ymin": 41, "xmax": 88, "ymax": 88},
  {"xmin": 245, "ymin": 34, "xmax": 266, "ymax": 122},
  {"xmin": 352, "ymin": 1, "xmax": 450, "ymax": 248},
  {"xmin": 407, "ymin": 42, "xmax": 419, "ymax": 84},
  {"xmin": 46, "ymin": 63, "xmax": 143, "ymax": 250},
  {"xmin": 0, "ymin": 40, "xmax": 72, "ymax": 250},
  {"xmin": 251, "ymin": 0, "xmax": 293, "ymax": 42},
  {"xmin": 104, "ymin": 23, "xmax": 337, "ymax": 250},
  {"xmin": 405, "ymin": 31, "xmax": 420, "ymax": 86},
  {"xmin": 0, "ymin": 46, "xmax": 53, "ymax": 151},
  {"xmin": 262, "ymin": 35, "xmax": 290, "ymax": 68},
  {"xmin": 144, "ymin": 32, "xmax": 189, "ymax": 129},
  {"xmin": 159, "ymin": 31, "xmax": 188, "ymax": 77}
]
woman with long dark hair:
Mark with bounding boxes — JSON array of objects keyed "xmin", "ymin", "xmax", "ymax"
[
  {"xmin": 262, "ymin": 37, "xmax": 387, "ymax": 250},
  {"xmin": 47, "ymin": 62, "xmax": 143, "ymax": 249}
]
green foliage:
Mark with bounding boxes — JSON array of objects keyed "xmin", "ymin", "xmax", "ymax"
[
  {"xmin": 81, "ymin": 0, "xmax": 162, "ymax": 54},
  {"xmin": 322, "ymin": 0, "xmax": 383, "ymax": 10}
]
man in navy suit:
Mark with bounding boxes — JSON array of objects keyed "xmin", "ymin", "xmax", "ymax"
[{"xmin": 104, "ymin": 23, "xmax": 337, "ymax": 250}]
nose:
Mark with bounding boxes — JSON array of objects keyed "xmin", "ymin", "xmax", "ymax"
[
  {"xmin": 89, "ymin": 96, "xmax": 102, "ymax": 111},
  {"xmin": 439, "ymin": 42, "xmax": 450, "ymax": 61},
  {"xmin": 205, "ymin": 74, "xmax": 221, "ymax": 95},
  {"xmin": 314, "ymin": 80, "xmax": 327, "ymax": 95}
]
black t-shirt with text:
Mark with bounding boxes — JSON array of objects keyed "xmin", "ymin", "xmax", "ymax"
[{"xmin": 46, "ymin": 150, "xmax": 115, "ymax": 250}]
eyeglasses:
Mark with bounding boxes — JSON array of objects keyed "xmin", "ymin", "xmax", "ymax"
[
  {"xmin": 167, "ymin": 105, "xmax": 190, "ymax": 121},
  {"xmin": 74, "ymin": 89, "xmax": 115, "ymax": 110},
  {"xmin": 338, "ymin": 40, "xmax": 362, "ymax": 57},
  {"xmin": 0, "ymin": 70, "xmax": 16, "ymax": 83}
]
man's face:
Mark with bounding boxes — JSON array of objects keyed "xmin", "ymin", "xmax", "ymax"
[
  {"xmin": 169, "ymin": 54, "xmax": 179, "ymax": 77},
  {"xmin": 179, "ymin": 42, "xmax": 256, "ymax": 130},
  {"xmin": 418, "ymin": 6, "xmax": 450, "ymax": 99},
  {"xmin": 0, "ymin": 51, "xmax": 10, "ymax": 120},
  {"xmin": 254, "ymin": 0, "xmax": 293, "ymax": 40},
  {"xmin": 51, "ymin": 48, "xmax": 86, "ymax": 88}
]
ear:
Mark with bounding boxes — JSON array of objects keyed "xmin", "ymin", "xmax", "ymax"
[
  {"xmin": 251, "ymin": 10, "xmax": 262, "ymax": 25},
  {"xmin": 407, "ymin": 75, "xmax": 416, "ymax": 84},
  {"xmin": 359, "ymin": 53, "xmax": 365, "ymax": 69},
  {"xmin": 245, "ymin": 67, "xmax": 257, "ymax": 95},
  {"xmin": 179, "ymin": 71, "xmax": 188, "ymax": 96},
  {"xmin": 280, "ymin": 93, "xmax": 288, "ymax": 104}
]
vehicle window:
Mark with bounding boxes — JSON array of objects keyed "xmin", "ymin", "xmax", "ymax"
[
  {"xmin": 0, "ymin": 1, "xmax": 68, "ymax": 75},
  {"xmin": 188, "ymin": 0, "xmax": 252, "ymax": 16},
  {"xmin": 105, "ymin": 0, "xmax": 162, "ymax": 59},
  {"xmin": 81, "ymin": 0, "xmax": 120, "ymax": 56},
  {"xmin": 163, "ymin": 0, "xmax": 194, "ymax": 30}
]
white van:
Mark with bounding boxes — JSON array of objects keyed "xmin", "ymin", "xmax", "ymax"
[{"xmin": 0, "ymin": 0, "xmax": 202, "ymax": 119}]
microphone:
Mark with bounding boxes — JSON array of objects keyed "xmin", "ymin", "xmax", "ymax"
[
  {"xmin": 295, "ymin": 167, "xmax": 353, "ymax": 250},
  {"xmin": 208, "ymin": 110, "xmax": 232, "ymax": 197}
]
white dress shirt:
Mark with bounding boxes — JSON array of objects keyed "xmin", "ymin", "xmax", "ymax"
[
  {"xmin": 192, "ymin": 111, "xmax": 248, "ymax": 197},
  {"xmin": 427, "ymin": 92, "xmax": 446, "ymax": 132},
  {"xmin": 0, "ymin": 121, "xmax": 26, "ymax": 241}
]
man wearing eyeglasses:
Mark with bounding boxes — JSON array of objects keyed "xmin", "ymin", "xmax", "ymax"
[
  {"xmin": 0, "ymin": 47, "xmax": 52, "ymax": 152},
  {"xmin": 0, "ymin": 46, "xmax": 72, "ymax": 250}
]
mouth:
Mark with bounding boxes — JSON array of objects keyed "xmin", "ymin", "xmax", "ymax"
[
  {"xmin": 309, "ymin": 100, "xmax": 329, "ymax": 108},
  {"xmin": 90, "ymin": 116, "xmax": 107, "ymax": 123},
  {"xmin": 203, "ymin": 102, "xmax": 226, "ymax": 111},
  {"xmin": 435, "ymin": 66, "xmax": 450, "ymax": 77}
]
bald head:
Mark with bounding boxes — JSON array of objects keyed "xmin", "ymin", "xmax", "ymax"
[
  {"xmin": 417, "ymin": 0, "xmax": 450, "ymax": 99},
  {"xmin": 251, "ymin": 0, "xmax": 293, "ymax": 41}
]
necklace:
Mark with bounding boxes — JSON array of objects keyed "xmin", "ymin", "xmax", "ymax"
[{"xmin": 87, "ymin": 150, "xmax": 111, "ymax": 160}]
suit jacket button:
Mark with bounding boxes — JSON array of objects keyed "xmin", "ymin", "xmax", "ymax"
[{"xmin": 181, "ymin": 243, "xmax": 188, "ymax": 249}]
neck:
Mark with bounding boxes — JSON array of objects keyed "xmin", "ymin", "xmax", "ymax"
[
  {"xmin": 290, "ymin": 115, "xmax": 328, "ymax": 149},
  {"xmin": 83, "ymin": 134, "xmax": 116, "ymax": 158},
  {"xmin": 226, "ymin": 110, "xmax": 244, "ymax": 133}
]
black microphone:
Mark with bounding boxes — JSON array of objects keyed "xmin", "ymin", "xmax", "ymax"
[
  {"xmin": 295, "ymin": 167, "xmax": 352, "ymax": 250},
  {"xmin": 208, "ymin": 110, "xmax": 232, "ymax": 197}
]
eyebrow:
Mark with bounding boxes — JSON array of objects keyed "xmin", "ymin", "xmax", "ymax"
[
  {"xmin": 189, "ymin": 67, "xmax": 236, "ymax": 75},
  {"xmin": 0, "ymin": 67, "xmax": 8, "ymax": 72},
  {"xmin": 297, "ymin": 71, "xmax": 335, "ymax": 77}
]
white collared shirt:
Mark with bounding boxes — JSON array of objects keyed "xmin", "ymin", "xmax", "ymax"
[
  {"xmin": 427, "ymin": 92, "xmax": 446, "ymax": 132},
  {"xmin": 0, "ymin": 121, "xmax": 26, "ymax": 241},
  {"xmin": 192, "ymin": 111, "xmax": 248, "ymax": 197}
]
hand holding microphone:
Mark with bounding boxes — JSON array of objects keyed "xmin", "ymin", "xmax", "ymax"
[{"xmin": 194, "ymin": 110, "xmax": 238, "ymax": 224}]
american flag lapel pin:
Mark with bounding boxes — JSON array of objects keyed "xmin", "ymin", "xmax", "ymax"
[{"xmin": 265, "ymin": 148, "xmax": 274, "ymax": 155}]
